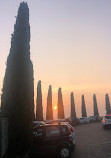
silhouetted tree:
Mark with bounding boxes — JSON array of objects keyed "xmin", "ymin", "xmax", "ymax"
[
  {"xmin": 36, "ymin": 80, "xmax": 44, "ymax": 121},
  {"xmin": 105, "ymin": 93, "xmax": 111, "ymax": 115},
  {"xmin": 93, "ymin": 94, "xmax": 99, "ymax": 116},
  {"xmin": 58, "ymin": 88, "xmax": 65, "ymax": 119},
  {"xmin": 1, "ymin": 2, "xmax": 34, "ymax": 156},
  {"xmin": 81, "ymin": 95, "xmax": 87, "ymax": 117},
  {"xmin": 70, "ymin": 92, "xmax": 76, "ymax": 119},
  {"xmin": 46, "ymin": 85, "xmax": 53, "ymax": 120},
  {"xmin": 0, "ymin": 107, "xmax": 1, "ymax": 118}
]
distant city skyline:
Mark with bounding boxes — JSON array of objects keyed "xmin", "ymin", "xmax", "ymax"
[{"xmin": 0, "ymin": 0, "xmax": 111, "ymax": 118}]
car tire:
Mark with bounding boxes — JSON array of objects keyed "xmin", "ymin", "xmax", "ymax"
[
  {"xmin": 72, "ymin": 144, "xmax": 75, "ymax": 151},
  {"xmin": 58, "ymin": 146, "xmax": 71, "ymax": 158},
  {"xmin": 103, "ymin": 125, "xmax": 106, "ymax": 129}
]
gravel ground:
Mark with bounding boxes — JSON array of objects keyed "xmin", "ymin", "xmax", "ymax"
[{"xmin": 71, "ymin": 122, "xmax": 111, "ymax": 158}]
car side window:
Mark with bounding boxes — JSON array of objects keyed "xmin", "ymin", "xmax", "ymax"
[
  {"xmin": 33, "ymin": 127, "xmax": 43, "ymax": 137},
  {"xmin": 61, "ymin": 126, "xmax": 68, "ymax": 135},
  {"xmin": 46, "ymin": 126, "xmax": 60, "ymax": 137}
]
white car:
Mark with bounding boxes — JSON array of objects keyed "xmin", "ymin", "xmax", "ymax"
[
  {"xmin": 89, "ymin": 116, "xmax": 96, "ymax": 122},
  {"xmin": 102, "ymin": 115, "xmax": 111, "ymax": 128},
  {"xmin": 79, "ymin": 117, "xmax": 89, "ymax": 124}
]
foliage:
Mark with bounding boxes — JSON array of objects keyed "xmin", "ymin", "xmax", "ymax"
[
  {"xmin": 46, "ymin": 85, "xmax": 53, "ymax": 120},
  {"xmin": 36, "ymin": 80, "xmax": 44, "ymax": 121},
  {"xmin": 58, "ymin": 88, "xmax": 65, "ymax": 119},
  {"xmin": 105, "ymin": 93, "xmax": 111, "ymax": 115},
  {"xmin": 93, "ymin": 94, "xmax": 99, "ymax": 116},
  {"xmin": 81, "ymin": 95, "xmax": 87, "ymax": 117},
  {"xmin": 70, "ymin": 92, "xmax": 76, "ymax": 119},
  {"xmin": 1, "ymin": 2, "xmax": 34, "ymax": 156}
]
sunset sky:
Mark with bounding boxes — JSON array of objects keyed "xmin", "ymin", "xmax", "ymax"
[{"xmin": 0, "ymin": 0, "xmax": 111, "ymax": 118}]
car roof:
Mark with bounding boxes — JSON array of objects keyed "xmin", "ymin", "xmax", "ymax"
[
  {"xmin": 104, "ymin": 115, "xmax": 111, "ymax": 117},
  {"xmin": 33, "ymin": 124, "xmax": 68, "ymax": 129},
  {"xmin": 46, "ymin": 119, "xmax": 65, "ymax": 122}
]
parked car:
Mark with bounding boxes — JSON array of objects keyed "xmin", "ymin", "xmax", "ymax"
[
  {"xmin": 33, "ymin": 121, "xmax": 45, "ymax": 128},
  {"xmin": 46, "ymin": 119, "xmax": 76, "ymax": 144},
  {"xmin": 30, "ymin": 124, "xmax": 75, "ymax": 158},
  {"xmin": 79, "ymin": 117, "xmax": 89, "ymax": 124},
  {"xmin": 89, "ymin": 116, "xmax": 96, "ymax": 122},
  {"xmin": 89, "ymin": 116, "xmax": 102, "ymax": 122},
  {"xmin": 102, "ymin": 115, "xmax": 111, "ymax": 129},
  {"xmin": 97, "ymin": 116, "xmax": 102, "ymax": 121}
]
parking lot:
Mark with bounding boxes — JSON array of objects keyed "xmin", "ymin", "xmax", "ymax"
[{"xmin": 72, "ymin": 122, "xmax": 111, "ymax": 158}]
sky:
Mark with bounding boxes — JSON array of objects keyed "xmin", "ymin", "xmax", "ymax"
[{"xmin": 0, "ymin": 0, "xmax": 111, "ymax": 119}]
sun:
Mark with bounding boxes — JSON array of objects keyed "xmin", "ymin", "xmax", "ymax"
[{"xmin": 54, "ymin": 106, "xmax": 57, "ymax": 110}]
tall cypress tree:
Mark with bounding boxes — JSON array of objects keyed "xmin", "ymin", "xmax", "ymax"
[
  {"xmin": 36, "ymin": 80, "xmax": 44, "ymax": 121},
  {"xmin": 70, "ymin": 92, "xmax": 76, "ymax": 119},
  {"xmin": 81, "ymin": 95, "xmax": 87, "ymax": 117},
  {"xmin": 0, "ymin": 107, "xmax": 1, "ymax": 118},
  {"xmin": 58, "ymin": 88, "xmax": 65, "ymax": 119},
  {"xmin": 93, "ymin": 94, "xmax": 99, "ymax": 116},
  {"xmin": 105, "ymin": 93, "xmax": 111, "ymax": 115},
  {"xmin": 46, "ymin": 85, "xmax": 53, "ymax": 120},
  {"xmin": 1, "ymin": 2, "xmax": 34, "ymax": 156}
]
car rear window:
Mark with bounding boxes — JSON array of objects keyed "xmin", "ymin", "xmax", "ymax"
[
  {"xmin": 46, "ymin": 126, "xmax": 60, "ymax": 137},
  {"xmin": 105, "ymin": 116, "xmax": 111, "ymax": 119}
]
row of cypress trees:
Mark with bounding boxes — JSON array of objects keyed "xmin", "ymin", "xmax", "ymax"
[
  {"xmin": 36, "ymin": 81, "xmax": 65, "ymax": 121},
  {"xmin": 81, "ymin": 94, "xmax": 99, "ymax": 117},
  {"xmin": 36, "ymin": 82, "xmax": 111, "ymax": 120},
  {"xmin": 80, "ymin": 93, "xmax": 111, "ymax": 117}
]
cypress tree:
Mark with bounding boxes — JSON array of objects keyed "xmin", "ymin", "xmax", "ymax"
[
  {"xmin": 81, "ymin": 95, "xmax": 87, "ymax": 117},
  {"xmin": 70, "ymin": 92, "xmax": 76, "ymax": 119},
  {"xmin": 46, "ymin": 85, "xmax": 53, "ymax": 120},
  {"xmin": 93, "ymin": 94, "xmax": 99, "ymax": 116},
  {"xmin": 105, "ymin": 93, "xmax": 111, "ymax": 115},
  {"xmin": 0, "ymin": 107, "xmax": 1, "ymax": 118},
  {"xmin": 36, "ymin": 80, "xmax": 44, "ymax": 121},
  {"xmin": 58, "ymin": 88, "xmax": 65, "ymax": 119},
  {"xmin": 1, "ymin": 2, "xmax": 34, "ymax": 156}
]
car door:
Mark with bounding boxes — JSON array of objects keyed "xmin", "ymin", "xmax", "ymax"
[{"xmin": 32, "ymin": 126, "xmax": 46, "ymax": 156}]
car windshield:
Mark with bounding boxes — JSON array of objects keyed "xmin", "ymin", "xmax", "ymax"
[{"xmin": 80, "ymin": 118, "xmax": 85, "ymax": 120}]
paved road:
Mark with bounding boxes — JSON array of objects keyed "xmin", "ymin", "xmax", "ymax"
[{"xmin": 72, "ymin": 122, "xmax": 111, "ymax": 158}]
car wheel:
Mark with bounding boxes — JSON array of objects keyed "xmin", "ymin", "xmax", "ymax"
[
  {"xmin": 59, "ymin": 146, "xmax": 71, "ymax": 158},
  {"xmin": 103, "ymin": 125, "xmax": 106, "ymax": 129},
  {"xmin": 72, "ymin": 144, "xmax": 75, "ymax": 151}
]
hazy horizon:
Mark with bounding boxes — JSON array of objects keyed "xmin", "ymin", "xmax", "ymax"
[{"xmin": 0, "ymin": 0, "xmax": 111, "ymax": 119}]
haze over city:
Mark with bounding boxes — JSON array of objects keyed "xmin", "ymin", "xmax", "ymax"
[{"xmin": 0, "ymin": 0, "xmax": 111, "ymax": 118}]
